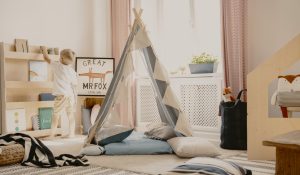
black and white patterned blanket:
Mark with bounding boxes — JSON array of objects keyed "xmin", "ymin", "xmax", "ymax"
[{"xmin": 0, "ymin": 133, "xmax": 89, "ymax": 168}]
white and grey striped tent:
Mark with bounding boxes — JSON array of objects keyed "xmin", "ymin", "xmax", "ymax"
[{"xmin": 85, "ymin": 10, "xmax": 192, "ymax": 146}]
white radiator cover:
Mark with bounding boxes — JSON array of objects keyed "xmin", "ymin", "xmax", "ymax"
[{"xmin": 136, "ymin": 74, "xmax": 223, "ymax": 141}]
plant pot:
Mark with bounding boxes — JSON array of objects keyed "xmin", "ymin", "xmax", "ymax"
[{"xmin": 189, "ymin": 63, "xmax": 217, "ymax": 74}]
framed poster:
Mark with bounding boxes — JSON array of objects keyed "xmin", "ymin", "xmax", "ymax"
[
  {"xmin": 29, "ymin": 61, "xmax": 48, "ymax": 81},
  {"xmin": 76, "ymin": 57, "xmax": 114, "ymax": 96}
]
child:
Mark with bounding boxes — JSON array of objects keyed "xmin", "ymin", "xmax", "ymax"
[{"xmin": 41, "ymin": 46, "xmax": 77, "ymax": 138}]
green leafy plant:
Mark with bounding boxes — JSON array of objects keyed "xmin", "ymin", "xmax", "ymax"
[{"xmin": 191, "ymin": 53, "xmax": 218, "ymax": 64}]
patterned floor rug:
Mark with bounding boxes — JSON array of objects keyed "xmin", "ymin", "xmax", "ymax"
[
  {"xmin": 0, "ymin": 164, "xmax": 148, "ymax": 175},
  {"xmin": 0, "ymin": 153, "xmax": 275, "ymax": 175}
]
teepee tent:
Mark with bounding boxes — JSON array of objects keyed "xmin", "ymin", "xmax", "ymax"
[{"xmin": 85, "ymin": 10, "xmax": 192, "ymax": 146}]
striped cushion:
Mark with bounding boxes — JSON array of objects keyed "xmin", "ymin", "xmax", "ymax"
[
  {"xmin": 171, "ymin": 157, "xmax": 251, "ymax": 175},
  {"xmin": 224, "ymin": 153, "xmax": 275, "ymax": 175}
]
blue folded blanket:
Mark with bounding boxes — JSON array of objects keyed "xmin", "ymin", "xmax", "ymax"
[{"xmin": 104, "ymin": 132, "xmax": 173, "ymax": 155}]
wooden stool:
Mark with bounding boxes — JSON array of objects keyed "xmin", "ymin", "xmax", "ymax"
[{"xmin": 263, "ymin": 130, "xmax": 300, "ymax": 175}]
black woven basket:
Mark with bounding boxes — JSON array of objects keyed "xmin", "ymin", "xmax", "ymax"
[{"xmin": 219, "ymin": 89, "xmax": 247, "ymax": 150}]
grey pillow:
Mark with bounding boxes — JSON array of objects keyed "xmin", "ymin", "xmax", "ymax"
[
  {"xmin": 95, "ymin": 125, "xmax": 133, "ymax": 146},
  {"xmin": 145, "ymin": 123, "xmax": 177, "ymax": 140},
  {"xmin": 81, "ymin": 107, "xmax": 92, "ymax": 135}
]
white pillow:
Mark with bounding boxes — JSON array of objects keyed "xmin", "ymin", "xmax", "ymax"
[
  {"xmin": 167, "ymin": 137, "xmax": 220, "ymax": 158},
  {"xmin": 90, "ymin": 104, "xmax": 101, "ymax": 125},
  {"xmin": 171, "ymin": 157, "xmax": 251, "ymax": 175},
  {"xmin": 80, "ymin": 145, "xmax": 105, "ymax": 156}
]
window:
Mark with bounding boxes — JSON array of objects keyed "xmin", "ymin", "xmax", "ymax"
[{"xmin": 131, "ymin": 0, "xmax": 222, "ymax": 75}]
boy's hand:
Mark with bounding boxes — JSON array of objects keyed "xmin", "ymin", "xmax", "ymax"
[
  {"xmin": 40, "ymin": 46, "xmax": 51, "ymax": 64},
  {"xmin": 40, "ymin": 46, "xmax": 47, "ymax": 53}
]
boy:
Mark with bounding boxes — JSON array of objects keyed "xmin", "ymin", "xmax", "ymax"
[{"xmin": 41, "ymin": 46, "xmax": 77, "ymax": 138}]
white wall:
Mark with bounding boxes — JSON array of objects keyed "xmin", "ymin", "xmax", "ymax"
[
  {"xmin": 0, "ymin": 0, "xmax": 111, "ymax": 57},
  {"xmin": 247, "ymin": 0, "xmax": 300, "ymax": 72},
  {"xmin": 0, "ymin": 0, "xmax": 112, "ymax": 134}
]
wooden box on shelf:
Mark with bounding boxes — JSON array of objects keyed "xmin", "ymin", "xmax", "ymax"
[{"xmin": 0, "ymin": 42, "xmax": 62, "ymax": 137}]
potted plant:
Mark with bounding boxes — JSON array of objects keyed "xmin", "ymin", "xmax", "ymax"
[{"xmin": 189, "ymin": 53, "xmax": 218, "ymax": 74}]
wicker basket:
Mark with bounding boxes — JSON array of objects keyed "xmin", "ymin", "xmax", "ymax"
[{"xmin": 0, "ymin": 144, "xmax": 25, "ymax": 166}]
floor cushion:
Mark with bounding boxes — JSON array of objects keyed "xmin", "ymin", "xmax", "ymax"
[
  {"xmin": 104, "ymin": 132, "xmax": 173, "ymax": 155},
  {"xmin": 90, "ymin": 104, "xmax": 101, "ymax": 125},
  {"xmin": 145, "ymin": 122, "xmax": 177, "ymax": 140},
  {"xmin": 80, "ymin": 145, "xmax": 105, "ymax": 156},
  {"xmin": 171, "ymin": 157, "xmax": 252, "ymax": 175},
  {"xmin": 81, "ymin": 107, "xmax": 92, "ymax": 135},
  {"xmin": 167, "ymin": 137, "xmax": 220, "ymax": 158},
  {"xmin": 95, "ymin": 125, "xmax": 133, "ymax": 146}
]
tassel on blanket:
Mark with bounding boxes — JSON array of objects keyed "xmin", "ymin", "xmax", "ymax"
[{"xmin": 0, "ymin": 133, "xmax": 89, "ymax": 168}]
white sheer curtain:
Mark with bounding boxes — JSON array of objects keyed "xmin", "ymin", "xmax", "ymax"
[{"xmin": 132, "ymin": 0, "xmax": 222, "ymax": 75}]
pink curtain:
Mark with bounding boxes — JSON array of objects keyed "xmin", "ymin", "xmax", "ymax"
[
  {"xmin": 111, "ymin": 0, "xmax": 131, "ymax": 65},
  {"xmin": 221, "ymin": 0, "xmax": 247, "ymax": 97},
  {"xmin": 111, "ymin": 0, "xmax": 136, "ymax": 127}
]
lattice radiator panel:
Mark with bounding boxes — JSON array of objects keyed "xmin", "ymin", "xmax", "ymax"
[
  {"xmin": 181, "ymin": 84, "xmax": 219, "ymax": 129},
  {"xmin": 138, "ymin": 84, "xmax": 161, "ymax": 123},
  {"xmin": 136, "ymin": 75, "xmax": 222, "ymax": 133}
]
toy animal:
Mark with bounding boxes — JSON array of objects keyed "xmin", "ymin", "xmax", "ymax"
[{"xmin": 222, "ymin": 87, "xmax": 235, "ymax": 102}]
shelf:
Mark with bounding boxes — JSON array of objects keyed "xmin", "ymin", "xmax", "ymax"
[
  {"xmin": 4, "ymin": 51, "xmax": 59, "ymax": 61},
  {"xmin": 6, "ymin": 81, "xmax": 53, "ymax": 89},
  {"xmin": 21, "ymin": 128, "xmax": 63, "ymax": 138},
  {"xmin": 6, "ymin": 101, "xmax": 54, "ymax": 109}
]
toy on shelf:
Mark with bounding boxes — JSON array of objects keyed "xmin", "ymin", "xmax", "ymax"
[
  {"xmin": 222, "ymin": 87, "xmax": 235, "ymax": 102},
  {"xmin": 15, "ymin": 39, "xmax": 29, "ymax": 52},
  {"xmin": 271, "ymin": 74, "xmax": 300, "ymax": 118}
]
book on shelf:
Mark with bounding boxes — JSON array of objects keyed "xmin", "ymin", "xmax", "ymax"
[
  {"xmin": 31, "ymin": 115, "xmax": 40, "ymax": 130},
  {"xmin": 6, "ymin": 108, "xmax": 26, "ymax": 132},
  {"xmin": 29, "ymin": 61, "xmax": 48, "ymax": 81},
  {"xmin": 38, "ymin": 107, "xmax": 53, "ymax": 130},
  {"xmin": 39, "ymin": 93, "xmax": 55, "ymax": 101}
]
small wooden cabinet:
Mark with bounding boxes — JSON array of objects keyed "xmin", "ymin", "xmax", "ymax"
[
  {"xmin": 263, "ymin": 130, "xmax": 300, "ymax": 175},
  {"xmin": 0, "ymin": 42, "xmax": 62, "ymax": 137}
]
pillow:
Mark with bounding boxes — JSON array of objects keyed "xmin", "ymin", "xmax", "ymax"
[
  {"xmin": 145, "ymin": 122, "xmax": 177, "ymax": 140},
  {"xmin": 81, "ymin": 107, "xmax": 92, "ymax": 135},
  {"xmin": 167, "ymin": 137, "xmax": 220, "ymax": 158},
  {"xmin": 90, "ymin": 104, "xmax": 101, "ymax": 125},
  {"xmin": 80, "ymin": 144, "xmax": 105, "ymax": 156},
  {"xmin": 171, "ymin": 157, "xmax": 251, "ymax": 175},
  {"xmin": 95, "ymin": 125, "xmax": 133, "ymax": 146},
  {"xmin": 104, "ymin": 132, "xmax": 173, "ymax": 155}
]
